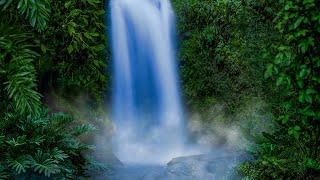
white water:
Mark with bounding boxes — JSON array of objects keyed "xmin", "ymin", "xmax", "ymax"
[{"xmin": 110, "ymin": 0, "xmax": 201, "ymax": 164}]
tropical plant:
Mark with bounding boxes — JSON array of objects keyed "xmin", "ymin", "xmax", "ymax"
[
  {"xmin": 0, "ymin": 0, "xmax": 51, "ymax": 31},
  {"xmin": 0, "ymin": 20, "xmax": 41, "ymax": 116},
  {"xmin": 0, "ymin": 109, "xmax": 99, "ymax": 179},
  {"xmin": 0, "ymin": 0, "xmax": 108, "ymax": 178},
  {"xmin": 35, "ymin": 0, "xmax": 108, "ymax": 104},
  {"xmin": 173, "ymin": 0, "xmax": 276, "ymax": 113},
  {"xmin": 238, "ymin": 0, "xmax": 320, "ymax": 179}
]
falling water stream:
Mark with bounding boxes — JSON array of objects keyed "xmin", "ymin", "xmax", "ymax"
[{"xmin": 110, "ymin": 0, "xmax": 199, "ymax": 165}]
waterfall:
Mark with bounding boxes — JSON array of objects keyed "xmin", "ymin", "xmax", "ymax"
[{"xmin": 110, "ymin": 0, "xmax": 196, "ymax": 165}]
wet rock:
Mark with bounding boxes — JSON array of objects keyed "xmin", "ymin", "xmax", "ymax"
[
  {"xmin": 95, "ymin": 152, "xmax": 249, "ymax": 180},
  {"xmin": 142, "ymin": 153, "xmax": 243, "ymax": 180}
]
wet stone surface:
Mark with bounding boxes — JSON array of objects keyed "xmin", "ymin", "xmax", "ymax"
[{"xmin": 94, "ymin": 153, "xmax": 247, "ymax": 180}]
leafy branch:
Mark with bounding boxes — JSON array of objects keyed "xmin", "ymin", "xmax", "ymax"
[
  {"xmin": 0, "ymin": 22, "xmax": 41, "ymax": 115},
  {"xmin": 0, "ymin": 0, "xmax": 51, "ymax": 31}
]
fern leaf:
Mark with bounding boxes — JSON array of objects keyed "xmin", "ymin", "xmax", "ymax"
[
  {"xmin": 72, "ymin": 124, "xmax": 97, "ymax": 136},
  {"xmin": 50, "ymin": 113, "xmax": 74, "ymax": 128},
  {"xmin": 6, "ymin": 135, "xmax": 27, "ymax": 147},
  {"xmin": 0, "ymin": 171, "xmax": 10, "ymax": 180},
  {"xmin": 7, "ymin": 156, "xmax": 30, "ymax": 174},
  {"xmin": 28, "ymin": 151, "xmax": 61, "ymax": 177},
  {"xmin": 0, "ymin": 0, "xmax": 51, "ymax": 31},
  {"xmin": 0, "ymin": 23, "xmax": 42, "ymax": 115},
  {"xmin": 18, "ymin": 0, "xmax": 51, "ymax": 31},
  {"xmin": 51, "ymin": 148, "xmax": 69, "ymax": 162}
]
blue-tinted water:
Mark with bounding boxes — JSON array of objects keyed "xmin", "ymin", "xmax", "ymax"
[{"xmin": 110, "ymin": 0, "xmax": 200, "ymax": 164}]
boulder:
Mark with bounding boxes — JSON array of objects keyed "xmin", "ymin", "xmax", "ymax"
[{"xmin": 143, "ymin": 153, "xmax": 244, "ymax": 180}]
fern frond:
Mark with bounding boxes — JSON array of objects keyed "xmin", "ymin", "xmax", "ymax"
[
  {"xmin": 28, "ymin": 150, "xmax": 61, "ymax": 177},
  {"xmin": 50, "ymin": 113, "xmax": 74, "ymax": 128},
  {"xmin": 51, "ymin": 148, "xmax": 69, "ymax": 162},
  {"xmin": 0, "ymin": 172, "xmax": 10, "ymax": 180},
  {"xmin": 6, "ymin": 135, "xmax": 27, "ymax": 147},
  {"xmin": 4, "ymin": 52, "xmax": 41, "ymax": 115},
  {"xmin": 60, "ymin": 138, "xmax": 95, "ymax": 154},
  {"xmin": 17, "ymin": 0, "xmax": 51, "ymax": 31},
  {"xmin": 23, "ymin": 113, "xmax": 49, "ymax": 130},
  {"xmin": 0, "ymin": 167, "xmax": 10, "ymax": 180},
  {"xmin": 0, "ymin": 0, "xmax": 51, "ymax": 31},
  {"xmin": 72, "ymin": 124, "xmax": 97, "ymax": 136},
  {"xmin": 29, "ymin": 135, "xmax": 46, "ymax": 146},
  {"xmin": 0, "ymin": 22, "xmax": 41, "ymax": 115},
  {"xmin": 7, "ymin": 156, "xmax": 30, "ymax": 174}
]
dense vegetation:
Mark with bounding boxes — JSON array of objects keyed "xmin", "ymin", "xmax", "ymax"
[
  {"xmin": 173, "ymin": 0, "xmax": 320, "ymax": 179},
  {"xmin": 0, "ymin": 0, "xmax": 107, "ymax": 179},
  {"xmin": 1, "ymin": 0, "xmax": 319, "ymax": 179},
  {"xmin": 174, "ymin": 0, "xmax": 273, "ymax": 111},
  {"xmin": 239, "ymin": 0, "xmax": 320, "ymax": 179}
]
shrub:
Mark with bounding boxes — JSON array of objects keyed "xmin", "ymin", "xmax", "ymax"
[
  {"xmin": 0, "ymin": 0, "xmax": 108, "ymax": 179},
  {"xmin": 173, "ymin": 0, "xmax": 276, "ymax": 113},
  {"xmin": 241, "ymin": 0, "xmax": 320, "ymax": 179},
  {"xmin": 0, "ymin": 109, "xmax": 97, "ymax": 179}
]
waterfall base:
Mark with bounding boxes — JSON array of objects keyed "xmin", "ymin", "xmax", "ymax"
[{"xmin": 92, "ymin": 149, "xmax": 249, "ymax": 180}]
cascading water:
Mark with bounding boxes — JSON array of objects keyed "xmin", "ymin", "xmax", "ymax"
[{"xmin": 110, "ymin": 0, "xmax": 197, "ymax": 164}]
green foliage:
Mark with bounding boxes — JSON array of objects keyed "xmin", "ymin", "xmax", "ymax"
[
  {"xmin": 0, "ymin": 109, "xmax": 99, "ymax": 179},
  {"xmin": 0, "ymin": 21, "xmax": 41, "ymax": 115},
  {"xmin": 3, "ymin": 0, "xmax": 318, "ymax": 179},
  {"xmin": 36, "ymin": 0, "xmax": 108, "ymax": 103},
  {"xmin": 237, "ymin": 0, "xmax": 320, "ymax": 179},
  {"xmin": 2, "ymin": 0, "xmax": 108, "ymax": 105},
  {"xmin": 0, "ymin": 0, "xmax": 108, "ymax": 179},
  {"xmin": 173, "ymin": 0, "xmax": 277, "ymax": 112},
  {"xmin": 174, "ymin": 0, "xmax": 320, "ymax": 179},
  {"xmin": 0, "ymin": 0, "xmax": 51, "ymax": 31},
  {"xmin": 0, "ymin": 0, "xmax": 108, "ymax": 114}
]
